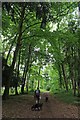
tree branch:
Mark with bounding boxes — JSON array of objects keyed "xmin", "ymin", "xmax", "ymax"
[
  {"xmin": 22, "ymin": 34, "xmax": 41, "ymax": 40},
  {"xmin": 22, "ymin": 22, "xmax": 41, "ymax": 34}
]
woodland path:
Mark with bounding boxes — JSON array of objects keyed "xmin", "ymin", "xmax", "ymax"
[{"xmin": 2, "ymin": 92, "xmax": 79, "ymax": 119}]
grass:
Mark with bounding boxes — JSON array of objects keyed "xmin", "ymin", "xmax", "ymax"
[
  {"xmin": 2, "ymin": 86, "xmax": 79, "ymax": 106},
  {"xmin": 53, "ymin": 89, "xmax": 80, "ymax": 105}
]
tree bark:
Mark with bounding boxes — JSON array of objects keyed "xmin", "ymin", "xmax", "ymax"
[
  {"xmin": 58, "ymin": 64, "xmax": 63, "ymax": 89},
  {"xmin": 6, "ymin": 34, "xmax": 18, "ymax": 63},
  {"xmin": 38, "ymin": 67, "xmax": 40, "ymax": 89},
  {"xmin": 77, "ymin": 48, "xmax": 80, "ymax": 97},
  {"xmin": 15, "ymin": 50, "xmax": 21, "ymax": 95},
  {"xmin": 2, "ymin": 65, "xmax": 11, "ymax": 99},
  {"xmin": 61, "ymin": 63, "xmax": 68, "ymax": 92},
  {"xmin": 3, "ymin": 4, "xmax": 26, "ymax": 99},
  {"xmin": 21, "ymin": 44, "xmax": 32, "ymax": 94},
  {"xmin": 77, "ymin": 2, "xmax": 80, "ymax": 97}
]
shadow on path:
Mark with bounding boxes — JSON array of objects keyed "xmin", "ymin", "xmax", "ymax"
[{"xmin": 2, "ymin": 92, "xmax": 79, "ymax": 118}]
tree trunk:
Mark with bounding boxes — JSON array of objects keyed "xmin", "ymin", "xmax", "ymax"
[
  {"xmin": 69, "ymin": 63, "xmax": 76, "ymax": 96},
  {"xmin": 21, "ymin": 44, "xmax": 32, "ymax": 94},
  {"xmin": 15, "ymin": 50, "xmax": 21, "ymax": 95},
  {"xmin": 3, "ymin": 4, "xmax": 26, "ymax": 99},
  {"xmin": 61, "ymin": 63, "xmax": 68, "ymax": 92},
  {"xmin": 6, "ymin": 34, "xmax": 17, "ymax": 63},
  {"xmin": 26, "ymin": 70, "xmax": 30, "ymax": 93},
  {"xmin": 2, "ymin": 66, "xmax": 11, "ymax": 100},
  {"xmin": 77, "ymin": 2, "xmax": 80, "ymax": 97},
  {"xmin": 21, "ymin": 83, "xmax": 25, "ymax": 94},
  {"xmin": 77, "ymin": 48, "xmax": 80, "ymax": 97},
  {"xmin": 17, "ymin": 50, "xmax": 21, "ymax": 77},
  {"xmin": 3, "ymin": 85, "xmax": 9, "ymax": 100},
  {"xmin": 15, "ymin": 85, "xmax": 18, "ymax": 95},
  {"xmin": 32, "ymin": 81, "xmax": 34, "ymax": 91},
  {"xmin": 11, "ymin": 4, "xmax": 25, "ymax": 70},
  {"xmin": 38, "ymin": 67, "xmax": 40, "ymax": 89},
  {"xmin": 26, "ymin": 79, "xmax": 28, "ymax": 93},
  {"xmin": 67, "ymin": 46, "xmax": 77, "ymax": 96},
  {"xmin": 58, "ymin": 64, "xmax": 63, "ymax": 89}
]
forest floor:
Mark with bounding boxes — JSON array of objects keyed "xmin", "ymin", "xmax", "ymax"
[{"xmin": 2, "ymin": 92, "xmax": 80, "ymax": 119}]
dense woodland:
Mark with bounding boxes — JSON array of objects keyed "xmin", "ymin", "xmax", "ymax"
[{"xmin": 1, "ymin": 2, "xmax": 80, "ymax": 100}]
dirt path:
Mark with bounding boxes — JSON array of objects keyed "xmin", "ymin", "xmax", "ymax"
[{"xmin": 2, "ymin": 92, "xmax": 79, "ymax": 119}]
